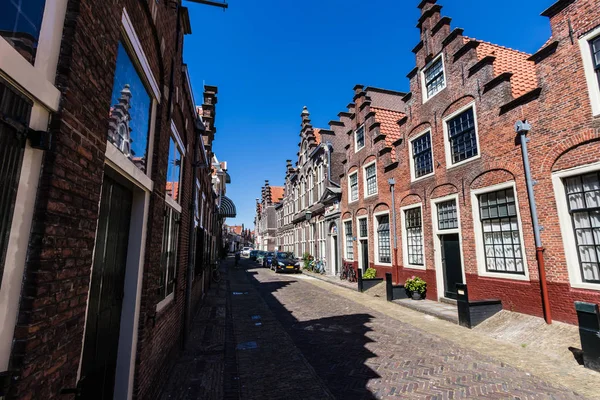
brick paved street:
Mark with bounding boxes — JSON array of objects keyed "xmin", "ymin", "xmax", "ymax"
[{"xmin": 161, "ymin": 258, "xmax": 595, "ymax": 399}]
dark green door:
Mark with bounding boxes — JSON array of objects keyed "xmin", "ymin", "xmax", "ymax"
[
  {"xmin": 441, "ymin": 234, "xmax": 463, "ymax": 299},
  {"xmin": 361, "ymin": 239, "xmax": 369, "ymax": 271},
  {"xmin": 80, "ymin": 176, "xmax": 132, "ymax": 400},
  {"xmin": 332, "ymin": 236, "xmax": 339, "ymax": 274}
]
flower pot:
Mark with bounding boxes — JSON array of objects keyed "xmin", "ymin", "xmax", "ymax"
[{"xmin": 411, "ymin": 291, "xmax": 423, "ymax": 300}]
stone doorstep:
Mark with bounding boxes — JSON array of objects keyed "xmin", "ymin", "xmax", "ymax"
[
  {"xmin": 301, "ymin": 270, "xmax": 358, "ymax": 291},
  {"xmin": 393, "ymin": 298, "xmax": 459, "ymax": 324}
]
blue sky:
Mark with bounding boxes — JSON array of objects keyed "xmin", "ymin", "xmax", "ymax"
[{"xmin": 184, "ymin": 0, "xmax": 554, "ymax": 229}]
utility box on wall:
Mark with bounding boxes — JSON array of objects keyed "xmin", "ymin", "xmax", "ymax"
[{"xmin": 575, "ymin": 302, "xmax": 600, "ymax": 372}]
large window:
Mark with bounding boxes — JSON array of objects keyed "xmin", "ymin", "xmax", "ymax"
[
  {"xmin": 565, "ymin": 173, "xmax": 600, "ymax": 283},
  {"xmin": 411, "ymin": 132, "xmax": 433, "ymax": 179},
  {"xmin": 344, "ymin": 221, "xmax": 354, "ymax": 260},
  {"xmin": 423, "ymin": 55, "xmax": 446, "ymax": 99},
  {"xmin": 359, "ymin": 217, "xmax": 368, "ymax": 238},
  {"xmin": 447, "ymin": 107, "xmax": 478, "ymax": 165},
  {"xmin": 1, "ymin": 0, "xmax": 47, "ymax": 64},
  {"xmin": 355, "ymin": 125, "xmax": 365, "ymax": 151},
  {"xmin": 376, "ymin": 214, "xmax": 391, "ymax": 264},
  {"xmin": 364, "ymin": 162, "xmax": 377, "ymax": 197},
  {"xmin": 349, "ymin": 172, "xmax": 358, "ymax": 203},
  {"xmin": 479, "ymin": 188, "xmax": 524, "ymax": 275},
  {"xmin": 159, "ymin": 207, "xmax": 180, "ymax": 303},
  {"xmin": 166, "ymin": 136, "xmax": 183, "ymax": 202},
  {"xmin": 405, "ymin": 208, "xmax": 424, "ymax": 266},
  {"xmin": 108, "ymin": 42, "xmax": 152, "ymax": 173},
  {"xmin": 591, "ymin": 36, "xmax": 600, "ymax": 90},
  {"xmin": 437, "ymin": 200, "xmax": 458, "ymax": 230}
]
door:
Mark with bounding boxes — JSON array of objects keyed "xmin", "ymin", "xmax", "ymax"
[
  {"xmin": 360, "ymin": 240, "xmax": 369, "ymax": 271},
  {"xmin": 441, "ymin": 233, "xmax": 463, "ymax": 299},
  {"xmin": 80, "ymin": 176, "xmax": 132, "ymax": 400},
  {"xmin": 332, "ymin": 235, "xmax": 339, "ymax": 275}
]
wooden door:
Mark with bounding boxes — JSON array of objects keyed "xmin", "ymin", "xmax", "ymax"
[{"xmin": 441, "ymin": 233, "xmax": 463, "ymax": 299}]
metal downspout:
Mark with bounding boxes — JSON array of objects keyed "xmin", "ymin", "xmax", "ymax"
[
  {"xmin": 388, "ymin": 179, "xmax": 399, "ymax": 282},
  {"xmin": 516, "ymin": 120, "xmax": 552, "ymax": 324}
]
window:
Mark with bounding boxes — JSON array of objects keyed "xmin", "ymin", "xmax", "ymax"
[
  {"xmin": 359, "ymin": 217, "xmax": 368, "ymax": 238},
  {"xmin": 447, "ymin": 107, "xmax": 478, "ymax": 165},
  {"xmin": 479, "ymin": 188, "xmax": 524, "ymax": 275},
  {"xmin": 565, "ymin": 173, "xmax": 600, "ymax": 283},
  {"xmin": 423, "ymin": 55, "xmax": 446, "ymax": 99},
  {"xmin": 355, "ymin": 125, "xmax": 365, "ymax": 151},
  {"xmin": 308, "ymin": 173, "xmax": 314, "ymax": 206},
  {"xmin": 591, "ymin": 36, "xmax": 600, "ymax": 91},
  {"xmin": 108, "ymin": 42, "xmax": 152, "ymax": 173},
  {"xmin": 166, "ymin": 136, "xmax": 183, "ymax": 202},
  {"xmin": 1, "ymin": 0, "xmax": 47, "ymax": 64},
  {"xmin": 344, "ymin": 221, "xmax": 354, "ymax": 260},
  {"xmin": 364, "ymin": 162, "xmax": 377, "ymax": 197},
  {"xmin": 349, "ymin": 172, "xmax": 358, "ymax": 203},
  {"xmin": 437, "ymin": 200, "xmax": 458, "ymax": 230},
  {"xmin": 159, "ymin": 207, "xmax": 180, "ymax": 303},
  {"xmin": 405, "ymin": 208, "xmax": 423, "ymax": 266},
  {"xmin": 376, "ymin": 215, "xmax": 391, "ymax": 264},
  {"xmin": 411, "ymin": 132, "xmax": 433, "ymax": 179}
]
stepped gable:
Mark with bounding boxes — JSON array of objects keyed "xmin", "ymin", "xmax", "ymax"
[
  {"xmin": 270, "ymin": 186, "xmax": 285, "ymax": 204},
  {"xmin": 371, "ymin": 107, "xmax": 405, "ymax": 161}
]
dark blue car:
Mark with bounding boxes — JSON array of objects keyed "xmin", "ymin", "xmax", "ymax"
[{"xmin": 262, "ymin": 252, "xmax": 275, "ymax": 268}]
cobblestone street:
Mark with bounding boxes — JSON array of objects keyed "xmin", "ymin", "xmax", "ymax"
[{"xmin": 160, "ymin": 258, "xmax": 599, "ymax": 399}]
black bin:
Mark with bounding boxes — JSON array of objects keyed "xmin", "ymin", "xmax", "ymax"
[{"xmin": 575, "ymin": 301, "xmax": 600, "ymax": 372}]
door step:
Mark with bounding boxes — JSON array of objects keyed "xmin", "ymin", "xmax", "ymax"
[{"xmin": 440, "ymin": 297, "xmax": 457, "ymax": 306}]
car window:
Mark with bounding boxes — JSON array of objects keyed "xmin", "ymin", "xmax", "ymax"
[{"xmin": 266, "ymin": 252, "xmax": 274, "ymax": 256}]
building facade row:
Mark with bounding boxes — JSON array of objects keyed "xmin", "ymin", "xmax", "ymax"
[
  {"xmin": 263, "ymin": 0, "xmax": 600, "ymax": 325},
  {"xmin": 0, "ymin": 1, "xmax": 235, "ymax": 399}
]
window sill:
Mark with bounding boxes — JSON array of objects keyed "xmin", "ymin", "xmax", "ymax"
[
  {"xmin": 404, "ymin": 264, "xmax": 426, "ymax": 271},
  {"xmin": 156, "ymin": 293, "xmax": 174, "ymax": 313},
  {"xmin": 446, "ymin": 154, "xmax": 481, "ymax": 171},
  {"xmin": 422, "ymin": 85, "xmax": 446, "ymax": 104},
  {"xmin": 355, "ymin": 146, "xmax": 365, "ymax": 153},
  {"xmin": 376, "ymin": 262, "xmax": 393, "ymax": 267},
  {"xmin": 477, "ymin": 270, "xmax": 530, "ymax": 282},
  {"xmin": 364, "ymin": 193, "xmax": 378, "ymax": 200},
  {"xmin": 105, "ymin": 142, "xmax": 154, "ymax": 192},
  {"xmin": 411, "ymin": 172, "xmax": 435, "ymax": 183},
  {"xmin": 569, "ymin": 282, "xmax": 600, "ymax": 292}
]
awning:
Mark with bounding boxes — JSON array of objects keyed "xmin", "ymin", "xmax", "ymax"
[
  {"xmin": 225, "ymin": 172, "xmax": 231, "ymax": 183},
  {"xmin": 219, "ymin": 196, "xmax": 237, "ymax": 218}
]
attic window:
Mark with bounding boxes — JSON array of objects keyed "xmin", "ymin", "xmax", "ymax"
[
  {"xmin": 355, "ymin": 125, "xmax": 365, "ymax": 151},
  {"xmin": 423, "ymin": 54, "xmax": 446, "ymax": 101}
]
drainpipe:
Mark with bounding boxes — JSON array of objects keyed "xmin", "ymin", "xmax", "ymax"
[
  {"xmin": 515, "ymin": 120, "xmax": 552, "ymax": 324},
  {"xmin": 388, "ymin": 179, "xmax": 399, "ymax": 282}
]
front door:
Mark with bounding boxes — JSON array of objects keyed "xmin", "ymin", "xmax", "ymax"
[
  {"xmin": 332, "ymin": 235, "xmax": 339, "ymax": 275},
  {"xmin": 441, "ymin": 233, "xmax": 463, "ymax": 299},
  {"xmin": 80, "ymin": 176, "xmax": 132, "ymax": 399},
  {"xmin": 360, "ymin": 239, "xmax": 369, "ymax": 272}
]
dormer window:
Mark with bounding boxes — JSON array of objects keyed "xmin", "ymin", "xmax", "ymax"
[
  {"xmin": 422, "ymin": 54, "xmax": 446, "ymax": 101},
  {"xmin": 355, "ymin": 125, "xmax": 365, "ymax": 151}
]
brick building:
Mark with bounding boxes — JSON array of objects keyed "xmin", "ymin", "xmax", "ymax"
[
  {"xmin": 271, "ymin": 107, "xmax": 346, "ymax": 275},
  {"xmin": 0, "ymin": 1, "xmax": 231, "ymax": 399},
  {"xmin": 255, "ymin": 181, "xmax": 284, "ymax": 251}
]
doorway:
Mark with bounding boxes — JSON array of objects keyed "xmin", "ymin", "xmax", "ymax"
[
  {"xmin": 80, "ymin": 175, "xmax": 133, "ymax": 399},
  {"xmin": 331, "ymin": 235, "xmax": 339, "ymax": 275},
  {"xmin": 360, "ymin": 239, "xmax": 369, "ymax": 272},
  {"xmin": 440, "ymin": 233, "xmax": 463, "ymax": 299}
]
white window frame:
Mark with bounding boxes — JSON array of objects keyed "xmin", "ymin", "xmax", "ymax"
[
  {"xmin": 354, "ymin": 124, "xmax": 366, "ymax": 152},
  {"xmin": 356, "ymin": 215, "xmax": 369, "ymax": 271},
  {"xmin": 443, "ymin": 102, "xmax": 481, "ymax": 170},
  {"xmin": 401, "ymin": 203, "xmax": 426, "ymax": 270},
  {"xmin": 409, "ymin": 129, "xmax": 435, "ymax": 182},
  {"xmin": 471, "ymin": 182, "xmax": 530, "ymax": 281},
  {"xmin": 580, "ymin": 26, "xmax": 600, "ymax": 117},
  {"xmin": 363, "ymin": 161, "xmax": 378, "ymax": 198},
  {"xmin": 421, "ymin": 53, "xmax": 447, "ymax": 103},
  {"xmin": 373, "ymin": 211, "xmax": 392, "ymax": 266},
  {"xmin": 348, "ymin": 171, "xmax": 359, "ymax": 203},
  {"xmin": 343, "ymin": 218, "xmax": 354, "ymax": 261},
  {"xmin": 430, "ymin": 194, "xmax": 466, "ymax": 299},
  {"xmin": 552, "ymin": 161, "xmax": 600, "ymax": 291}
]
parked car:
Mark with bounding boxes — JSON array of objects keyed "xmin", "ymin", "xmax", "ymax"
[
  {"xmin": 262, "ymin": 252, "xmax": 275, "ymax": 268},
  {"xmin": 241, "ymin": 247, "xmax": 253, "ymax": 257},
  {"xmin": 256, "ymin": 251, "xmax": 266, "ymax": 264},
  {"xmin": 272, "ymin": 252, "xmax": 300, "ymax": 273},
  {"xmin": 249, "ymin": 250, "xmax": 258, "ymax": 260}
]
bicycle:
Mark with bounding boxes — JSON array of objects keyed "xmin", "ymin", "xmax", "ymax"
[
  {"xmin": 340, "ymin": 263, "xmax": 357, "ymax": 282},
  {"xmin": 212, "ymin": 260, "xmax": 221, "ymax": 283},
  {"xmin": 313, "ymin": 258, "xmax": 326, "ymax": 274}
]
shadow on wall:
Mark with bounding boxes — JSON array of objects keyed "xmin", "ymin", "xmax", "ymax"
[{"xmin": 246, "ymin": 269, "xmax": 379, "ymax": 399}]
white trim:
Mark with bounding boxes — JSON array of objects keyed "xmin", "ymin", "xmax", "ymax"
[
  {"xmin": 348, "ymin": 170, "xmax": 359, "ymax": 203},
  {"xmin": 471, "ymin": 182, "xmax": 531, "ymax": 281},
  {"xmin": 170, "ymin": 119, "xmax": 186, "ymax": 156},
  {"xmin": 105, "ymin": 141, "xmax": 154, "ymax": 192},
  {"xmin": 552, "ymin": 161, "xmax": 600, "ymax": 291},
  {"xmin": 342, "ymin": 218, "xmax": 354, "ymax": 261},
  {"xmin": 430, "ymin": 194, "xmax": 466, "ymax": 300},
  {"xmin": 356, "ymin": 215, "xmax": 369, "ymax": 271},
  {"xmin": 354, "ymin": 124, "xmax": 366, "ymax": 153},
  {"xmin": 156, "ymin": 293, "xmax": 174, "ymax": 312},
  {"xmin": 421, "ymin": 53, "xmax": 447, "ymax": 103},
  {"xmin": 165, "ymin": 192, "xmax": 183, "ymax": 213},
  {"xmin": 121, "ymin": 8, "xmax": 161, "ymax": 101},
  {"xmin": 409, "ymin": 129, "xmax": 435, "ymax": 182},
  {"xmin": 35, "ymin": 0, "xmax": 68, "ymax": 82},
  {"xmin": 443, "ymin": 101, "xmax": 481, "ymax": 169},
  {"xmin": 362, "ymin": 160, "xmax": 378, "ymax": 198},
  {"xmin": 400, "ymin": 203, "xmax": 426, "ymax": 271},
  {"xmin": 580, "ymin": 26, "xmax": 600, "ymax": 117},
  {"xmin": 373, "ymin": 210, "xmax": 392, "ymax": 266}
]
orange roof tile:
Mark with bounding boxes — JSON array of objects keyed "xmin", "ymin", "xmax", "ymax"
[
  {"xmin": 231, "ymin": 225, "xmax": 243, "ymax": 235},
  {"xmin": 465, "ymin": 37, "xmax": 537, "ymax": 99},
  {"xmin": 313, "ymin": 128, "xmax": 322, "ymax": 145},
  {"xmin": 270, "ymin": 186, "xmax": 285, "ymax": 203},
  {"xmin": 371, "ymin": 107, "xmax": 406, "ymax": 161},
  {"xmin": 166, "ymin": 182, "xmax": 179, "ymax": 201}
]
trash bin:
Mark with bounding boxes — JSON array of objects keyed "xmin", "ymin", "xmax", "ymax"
[{"xmin": 575, "ymin": 301, "xmax": 600, "ymax": 372}]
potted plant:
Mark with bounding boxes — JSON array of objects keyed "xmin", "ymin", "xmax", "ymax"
[
  {"xmin": 363, "ymin": 268, "xmax": 377, "ymax": 280},
  {"xmin": 405, "ymin": 276, "xmax": 427, "ymax": 300}
]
